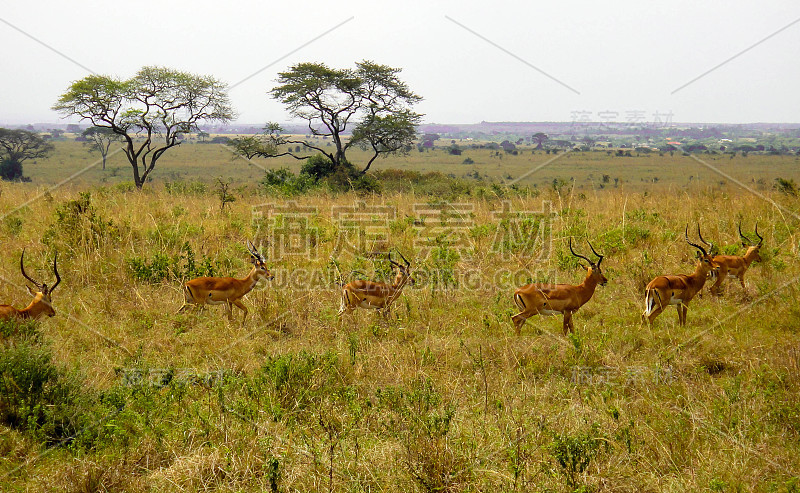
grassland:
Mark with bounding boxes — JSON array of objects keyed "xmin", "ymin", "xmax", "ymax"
[
  {"xmin": 0, "ymin": 140, "xmax": 798, "ymax": 492},
  {"xmin": 22, "ymin": 139, "xmax": 800, "ymax": 193}
]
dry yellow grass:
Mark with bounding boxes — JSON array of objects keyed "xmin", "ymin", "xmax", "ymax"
[{"xmin": 0, "ymin": 143, "xmax": 798, "ymax": 492}]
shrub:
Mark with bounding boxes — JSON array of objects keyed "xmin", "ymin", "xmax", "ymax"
[
  {"xmin": 550, "ymin": 424, "xmax": 606, "ymax": 488},
  {"xmin": 164, "ymin": 180, "xmax": 208, "ymax": 195},
  {"xmin": 260, "ymin": 167, "xmax": 316, "ymax": 196},
  {"xmin": 255, "ymin": 351, "xmax": 341, "ymax": 420},
  {"xmin": 3, "ymin": 215, "xmax": 23, "ymax": 235},
  {"xmin": 300, "ymin": 154, "xmax": 341, "ymax": 181},
  {"xmin": 43, "ymin": 192, "xmax": 119, "ymax": 249},
  {"xmin": 0, "ymin": 341, "xmax": 92, "ymax": 444},
  {"xmin": 0, "ymin": 159, "xmax": 25, "ymax": 181},
  {"xmin": 0, "ymin": 318, "xmax": 38, "ymax": 340},
  {"xmin": 128, "ymin": 242, "xmax": 216, "ymax": 283},
  {"xmin": 775, "ymin": 177, "xmax": 798, "ymax": 196}
]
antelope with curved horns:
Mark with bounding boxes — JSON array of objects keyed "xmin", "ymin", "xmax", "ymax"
[
  {"xmin": 703, "ymin": 222, "xmax": 763, "ymax": 296},
  {"xmin": 338, "ymin": 251, "xmax": 413, "ymax": 316},
  {"xmin": 178, "ymin": 241, "xmax": 274, "ymax": 323},
  {"xmin": 0, "ymin": 249, "xmax": 61, "ymax": 321},
  {"xmin": 642, "ymin": 226, "xmax": 719, "ymax": 326},
  {"xmin": 511, "ymin": 239, "xmax": 607, "ymax": 335}
]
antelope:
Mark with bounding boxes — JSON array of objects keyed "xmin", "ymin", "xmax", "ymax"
[
  {"xmin": 642, "ymin": 226, "xmax": 719, "ymax": 326},
  {"xmin": 0, "ymin": 249, "xmax": 61, "ymax": 321},
  {"xmin": 511, "ymin": 240, "xmax": 607, "ymax": 335},
  {"xmin": 338, "ymin": 251, "xmax": 413, "ymax": 316},
  {"xmin": 704, "ymin": 222, "xmax": 763, "ymax": 296},
  {"xmin": 178, "ymin": 241, "xmax": 274, "ymax": 323}
]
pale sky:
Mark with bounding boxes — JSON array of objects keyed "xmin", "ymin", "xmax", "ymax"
[{"xmin": 2, "ymin": 0, "xmax": 799, "ymax": 126}]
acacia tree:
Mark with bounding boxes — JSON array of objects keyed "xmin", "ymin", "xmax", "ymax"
[
  {"xmin": 82, "ymin": 127, "xmax": 121, "ymax": 170},
  {"xmin": 532, "ymin": 132, "xmax": 549, "ymax": 150},
  {"xmin": 53, "ymin": 66, "xmax": 234, "ymax": 189},
  {"xmin": 231, "ymin": 60, "xmax": 422, "ymax": 178},
  {"xmin": 0, "ymin": 128, "xmax": 54, "ymax": 181}
]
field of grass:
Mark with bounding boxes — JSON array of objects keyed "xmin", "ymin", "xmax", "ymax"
[
  {"xmin": 22, "ymin": 139, "xmax": 800, "ymax": 193},
  {"xmin": 0, "ymin": 141, "xmax": 798, "ymax": 491}
]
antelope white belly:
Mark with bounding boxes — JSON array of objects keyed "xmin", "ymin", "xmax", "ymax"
[
  {"xmin": 669, "ymin": 297, "xmax": 682, "ymax": 305},
  {"xmin": 540, "ymin": 309, "xmax": 561, "ymax": 316},
  {"xmin": 728, "ymin": 274, "xmax": 738, "ymax": 279}
]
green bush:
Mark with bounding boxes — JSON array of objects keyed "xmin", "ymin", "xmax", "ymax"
[
  {"xmin": 0, "ymin": 341, "xmax": 92, "ymax": 444},
  {"xmin": 300, "ymin": 154, "xmax": 341, "ymax": 181},
  {"xmin": 44, "ymin": 192, "xmax": 119, "ymax": 249},
  {"xmin": 550, "ymin": 424, "xmax": 607, "ymax": 488},
  {"xmin": 260, "ymin": 167, "xmax": 316, "ymax": 196},
  {"xmin": 0, "ymin": 318, "xmax": 38, "ymax": 340},
  {"xmin": 164, "ymin": 180, "xmax": 209, "ymax": 195},
  {"xmin": 0, "ymin": 159, "xmax": 25, "ymax": 181},
  {"xmin": 774, "ymin": 177, "xmax": 798, "ymax": 196},
  {"xmin": 128, "ymin": 242, "xmax": 216, "ymax": 283},
  {"xmin": 255, "ymin": 351, "xmax": 341, "ymax": 420},
  {"xmin": 3, "ymin": 215, "xmax": 23, "ymax": 235}
]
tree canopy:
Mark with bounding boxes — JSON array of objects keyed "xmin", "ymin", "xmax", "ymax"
[
  {"xmin": 231, "ymin": 60, "xmax": 423, "ymax": 179},
  {"xmin": 53, "ymin": 66, "xmax": 234, "ymax": 189},
  {"xmin": 532, "ymin": 132, "xmax": 549, "ymax": 150},
  {"xmin": 0, "ymin": 128, "xmax": 54, "ymax": 181}
]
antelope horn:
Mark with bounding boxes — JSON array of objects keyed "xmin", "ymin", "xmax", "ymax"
[
  {"xmin": 247, "ymin": 240, "xmax": 263, "ymax": 261},
  {"xmin": 587, "ymin": 241, "xmax": 604, "ymax": 267},
  {"xmin": 754, "ymin": 222, "xmax": 763, "ymax": 246},
  {"xmin": 569, "ymin": 238, "xmax": 592, "ymax": 266},
  {"xmin": 387, "ymin": 252, "xmax": 402, "ymax": 269},
  {"xmin": 19, "ymin": 249, "xmax": 43, "ymax": 290},
  {"xmin": 685, "ymin": 225, "xmax": 708, "ymax": 256},
  {"xmin": 396, "ymin": 249, "xmax": 411, "ymax": 268},
  {"xmin": 738, "ymin": 221, "xmax": 753, "ymax": 245},
  {"xmin": 696, "ymin": 224, "xmax": 713, "ymax": 254},
  {"xmin": 49, "ymin": 253, "xmax": 61, "ymax": 295}
]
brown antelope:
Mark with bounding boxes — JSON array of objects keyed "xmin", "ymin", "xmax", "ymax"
[
  {"xmin": 178, "ymin": 241, "xmax": 274, "ymax": 323},
  {"xmin": 642, "ymin": 226, "xmax": 719, "ymax": 326},
  {"xmin": 511, "ymin": 240, "xmax": 607, "ymax": 335},
  {"xmin": 0, "ymin": 249, "xmax": 61, "ymax": 321},
  {"xmin": 704, "ymin": 222, "xmax": 763, "ymax": 295},
  {"xmin": 338, "ymin": 251, "xmax": 413, "ymax": 316}
]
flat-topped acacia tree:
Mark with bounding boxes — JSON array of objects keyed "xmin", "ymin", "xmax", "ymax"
[
  {"xmin": 0, "ymin": 128, "xmax": 54, "ymax": 181},
  {"xmin": 53, "ymin": 66, "xmax": 234, "ymax": 189},
  {"xmin": 231, "ymin": 60, "xmax": 422, "ymax": 179}
]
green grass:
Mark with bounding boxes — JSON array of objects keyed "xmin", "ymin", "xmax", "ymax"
[
  {"xmin": 0, "ymin": 141, "xmax": 797, "ymax": 491},
  {"xmin": 20, "ymin": 139, "xmax": 800, "ymax": 194}
]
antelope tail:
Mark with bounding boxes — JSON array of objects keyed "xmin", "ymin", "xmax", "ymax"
[
  {"xmin": 643, "ymin": 289, "xmax": 660, "ymax": 316},
  {"xmin": 184, "ymin": 285, "xmax": 195, "ymax": 304},
  {"xmin": 514, "ymin": 293, "xmax": 526, "ymax": 311},
  {"xmin": 341, "ymin": 289, "xmax": 352, "ymax": 309}
]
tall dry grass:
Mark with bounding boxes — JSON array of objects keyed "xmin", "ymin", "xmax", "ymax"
[{"xmin": 0, "ymin": 167, "xmax": 798, "ymax": 491}]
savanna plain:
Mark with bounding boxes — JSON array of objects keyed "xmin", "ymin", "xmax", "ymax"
[{"xmin": 1, "ymin": 140, "xmax": 799, "ymax": 492}]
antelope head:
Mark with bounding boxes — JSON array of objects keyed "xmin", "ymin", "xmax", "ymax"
[
  {"xmin": 686, "ymin": 225, "xmax": 718, "ymax": 280},
  {"xmin": 739, "ymin": 222, "xmax": 763, "ymax": 262},
  {"xmin": 247, "ymin": 240, "xmax": 275, "ymax": 281},
  {"xmin": 570, "ymin": 238, "xmax": 607, "ymax": 286},
  {"xmin": 20, "ymin": 249, "xmax": 61, "ymax": 319},
  {"xmin": 388, "ymin": 250, "xmax": 414, "ymax": 287}
]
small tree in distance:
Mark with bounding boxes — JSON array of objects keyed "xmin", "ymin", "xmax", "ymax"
[
  {"xmin": 532, "ymin": 132, "xmax": 549, "ymax": 150},
  {"xmin": 82, "ymin": 127, "xmax": 122, "ymax": 170},
  {"xmin": 53, "ymin": 66, "xmax": 234, "ymax": 189}
]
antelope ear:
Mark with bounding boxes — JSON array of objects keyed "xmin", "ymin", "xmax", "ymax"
[
  {"xmin": 742, "ymin": 241, "xmax": 749, "ymax": 248},
  {"xmin": 27, "ymin": 285, "xmax": 36, "ymax": 296}
]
